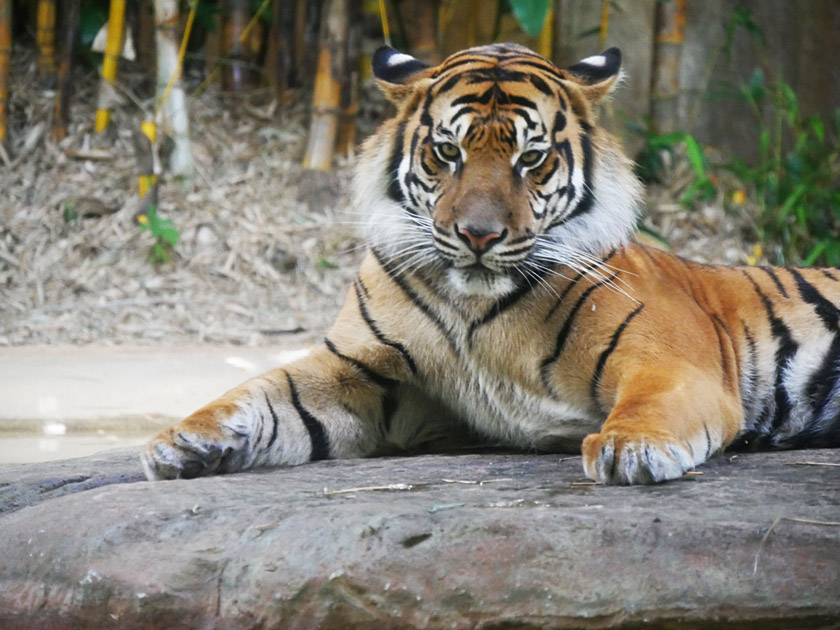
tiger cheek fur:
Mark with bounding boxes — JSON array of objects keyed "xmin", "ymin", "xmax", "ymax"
[{"xmin": 141, "ymin": 43, "xmax": 840, "ymax": 484}]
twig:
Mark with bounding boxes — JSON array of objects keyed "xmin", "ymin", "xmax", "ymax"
[
  {"xmin": 322, "ymin": 483, "xmax": 413, "ymax": 496},
  {"xmin": 441, "ymin": 477, "xmax": 514, "ymax": 486},
  {"xmin": 571, "ymin": 481, "xmax": 600, "ymax": 487},
  {"xmin": 753, "ymin": 516, "xmax": 840, "ymax": 575},
  {"xmin": 0, "ymin": 141, "xmax": 11, "ymax": 168},
  {"xmin": 784, "ymin": 461, "xmax": 840, "ymax": 468}
]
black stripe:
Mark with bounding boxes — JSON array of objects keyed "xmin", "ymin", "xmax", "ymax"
[
  {"xmin": 541, "ymin": 273, "xmax": 618, "ymax": 388},
  {"xmin": 450, "ymin": 106, "xmax": 477, "ymax": 124},
  {"xmin": 372, "ymin": 248, "xmax": 459, "ymax": 353},
  {"xmin": 821, "ymin": 269, "xmax": 839, "ymax": 282},
  {"xmin": 285, "ymin": 372, "xmax": 330, "ymax": 461},
  {"xmin": 703, "ymin": 424, "xmax": 712, "ymax": 459},
  {"xmin": 758, "ymin": 267, "xmax": 789, "ymax": 298},
  {"xmin": 543, "ymin": 249, "xmax": 617, "ymax": 323},
  {"xmin": 742, "ymin": 271, "xmax": 798, "ymax": 431},
  {"xmin": 589, "ymin": 303, "xmax": 645, "ymax": 412},
  {"xmin": 467, "ymin": 265, "xmax": 550, "ymax": 341},
  {"xmin": 741, "ymin": 321, "xmax": 759, "ymax": 422},
  {"xmin": 711, "ymin": 314, "xmax": 736, "ymax": 391},
  {"xmin": 264, "ymin": 392, "xmax": 280, "ymax": 450},
  {"xmin": 353, "ymin": 279, "xmax": 418, "ymax": 375},
  {"xmin": 789, "ymin": 268, "xmax": 840, "ymax": 332},
  {"xmin": 806, "ymin": 333, "xmax": 840, "ymax": 422},
  {"xmin": 386, "ymin": 121, "xmax": 407, "ymax": 204},
  {"xmin": 324, "ymin": 337, "xmax": 396, "ymax": 390},
  {"xmin": 565, "ymin": 132, "xmax": 594, "ymax": 221},
  {"xmin": 529, "ymin": 74, "xmax": 553, "ymax": 96},
  {"xmin": 535, "ymin": 156, "xmax": 559, "ymax": 186}
]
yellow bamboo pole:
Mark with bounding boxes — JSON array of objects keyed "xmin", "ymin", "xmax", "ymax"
[
  {"xmin": 598, "ymin": 0, "xmax": 610, "ymax": 49},
  {"xmin": 0, "ymin": 0, "xmax": 10, "ymax": 146},
  {"xmin": 537, "ymin": 5, "xmax": 553, "ymax": 59},
  {"xmin": 95, "ymin": 0, "xmax": 126, "ymax": 133},
  {"xmin": 36, "ymin": 0, "xmax": 57, "ymax": 76}
]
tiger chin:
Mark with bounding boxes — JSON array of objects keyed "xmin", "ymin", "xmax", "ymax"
[{"xmin": 142, "ymin": 43, "xmax": 840, "ymax": 485}]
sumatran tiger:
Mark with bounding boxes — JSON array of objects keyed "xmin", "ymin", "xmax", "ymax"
[{"xmin": 142, "ymin": 44, "xmax": 840, "ymax": 485}]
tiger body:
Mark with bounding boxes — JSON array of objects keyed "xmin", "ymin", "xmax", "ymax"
[{"xmin": 142, "ymin": 44, "xmax": 840, "ymax": 484}]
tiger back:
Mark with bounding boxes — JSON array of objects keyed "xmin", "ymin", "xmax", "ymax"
[{"xmin": 142, "ymin": 44, "xmax": 840, "ymax": 485}]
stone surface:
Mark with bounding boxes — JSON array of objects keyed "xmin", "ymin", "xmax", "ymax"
[{"xmin": 1, "ymin": 448, "xmax": 839, "ymax": 629}]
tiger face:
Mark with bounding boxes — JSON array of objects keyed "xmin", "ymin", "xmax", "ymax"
[{"xmin": 356, "ymin": 43, "xmax": 643, "ymax": 298}]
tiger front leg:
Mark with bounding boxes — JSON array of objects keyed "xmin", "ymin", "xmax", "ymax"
[
  {"xmin": 141, "ymin": 346, "xmax": 394, "ymax": 480},
  {"xmin": 581, "ymin": 365, "xmax": 743, "ymax": 485}
]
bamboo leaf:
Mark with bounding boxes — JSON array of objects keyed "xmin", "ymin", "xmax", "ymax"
[{"xmin": 508, "ymin": 0, "xmax": 550, "ymax": 37}]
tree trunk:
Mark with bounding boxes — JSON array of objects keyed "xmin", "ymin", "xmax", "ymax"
[
  {"xmin": 650, "ymin": 0, "xmax": 685, "ymax": 134},
  {"xmin": 154, "ymin": 0, "xmax": 193, "ymax": 179},
  {"xmin": 0, "ymin": 0, "xmax": 9, "ymax": 148},
  {"xmin": 52, "ymin": 0, "xmax": 80, "ymax": 141},
  {"xmin": 303, "ymin": 0, "xmax": 348, "ymax": 171},
  {"xmin": 95, "ymin": 0, "xmax": 126, "ymax": 133},
  {"xmin": 36, "ymin": 0, "xmax": 57, "ymax": 77}
]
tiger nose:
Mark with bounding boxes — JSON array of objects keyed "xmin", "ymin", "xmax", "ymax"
[{"xmin": 455, "ymin": 224, "xmax": 507, "ymax": 253}]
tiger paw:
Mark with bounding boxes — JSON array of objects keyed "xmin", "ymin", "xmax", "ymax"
[
  {"xmin": 581, "ymin": 429, "xmax": 695, "ymax": 485},
  {"xmin": 141, "ymin": 411, "xmax": 253, "ymax": 480}
]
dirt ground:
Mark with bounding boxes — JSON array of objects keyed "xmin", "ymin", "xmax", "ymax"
[{"xmin": 0, "ymin": 46, "xmax": 757, "ymax": 348}]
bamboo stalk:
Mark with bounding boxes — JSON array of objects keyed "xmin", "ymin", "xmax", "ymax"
[
  {"xmin": 95, "ymin": 0, "xmax": 126, "ymax": 133},
  {"xmin": 537, "ymin": 4, "xmax": 553, "ymax": 60},
  {"xmin": 410, "ymin": 0, "xmax": 438, "ymax": 65},
  {"xmin": 0, "ymin": 0, "xmax": 9, "ymax": 147},
  {"xmin": 136, "ymin": 0, "xmax": 156, "ymax": 72},
  {"xmin": 301, "ymin": 0, "xmax": 323, "ymax": 84},
  {"xmin": 336, "ymin": 0, "xmax": 360, "ymax": 156},
  {"xmin": 303, "ymin": 0, "xmax": 348, "ymax": 171},
  {"xmin": 223, "ymin": 0, "xmax": 249, "ymax": 91},
  {"xmin": 36, "ymin": 0, "xmax": 57, "ymax": 76},
  {"xmin": 154, "ymin": 0, "xmax": 193, "ymax": 179},
  {"xmin": 53, "ymin": 0, "xmax": 80, "ymax": 141},
  {"xmin": 650, "ymin": 0, "xmax": 686, "ymax": 133},
  {"xmin": 270, "ymin": 0, "xmax": 298, "ymax": 101}
]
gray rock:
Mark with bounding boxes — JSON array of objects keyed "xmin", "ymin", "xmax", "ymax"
[{"xmin": 1, "ymin": 448, "xmax": 839, "ymax": 629}]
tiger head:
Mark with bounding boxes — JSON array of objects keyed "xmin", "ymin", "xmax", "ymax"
[{"xmin": 355, "ymin": 43, "xmax": 642, "ymax": 298}]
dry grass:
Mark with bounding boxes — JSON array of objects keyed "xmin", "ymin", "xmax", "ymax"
[{"xmin": 1, "ymin": 47, "xmax": 363, "ymax": 346}]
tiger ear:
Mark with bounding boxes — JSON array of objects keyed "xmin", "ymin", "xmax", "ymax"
[
  {"xmin": 372, "ymin": 46, "xmax": 434, "ymax": 104},
  {"xmin": 564, "ymin": 48, "xmax": 622, "ymax": 104}
]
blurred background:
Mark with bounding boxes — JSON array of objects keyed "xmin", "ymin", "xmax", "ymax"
[{"xmin": 0, "ymin": 0, "xmax": 838, "ymax": 349}]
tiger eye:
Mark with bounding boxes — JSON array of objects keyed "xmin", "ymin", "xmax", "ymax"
[
  {"xmin": 437, "ymin": 142, "xmax": 461, "ymax": 161},
  {"xmin": 519, "ymin": 150, "xmax": 544, "ymax": 167}
]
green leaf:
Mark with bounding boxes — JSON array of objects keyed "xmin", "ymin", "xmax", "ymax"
[
  {"xmin": 803, "ymin": 241, "xmax": 827, "ymax": 267},
  {"xmin": 809, "ymin": 117, "xmax": 825, "ymax": 142},
  {"xmin": 509, "ymin": 0, "xmax": 550, "ymax": 37},
  {"xmin": 683, "ymin": 136, "xmax": 708, "ymax": 178}
]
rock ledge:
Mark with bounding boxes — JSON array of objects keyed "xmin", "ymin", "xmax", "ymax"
[{"xmin": 1, "ymin": 448, "xmax": 838, "ymax": 629}]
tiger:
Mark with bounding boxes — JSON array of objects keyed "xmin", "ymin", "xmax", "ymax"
[{"xmin": 142, "ymin": 43, "xmax": 840, "ymax": 485}]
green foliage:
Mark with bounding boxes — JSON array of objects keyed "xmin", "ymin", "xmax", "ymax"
[
  {"xmin": 630, "ymin": 120, "xmax": 716, "ymax": 206},
  {"xmin": 138, "ymin": 206, "xmax": 180, "ymax": 264},
  {"xmin": 507, "ymin": 0, "xmax": 550, "ymax": 38},
  {"xmin": 723, "ymin": 70, "xmax": 840, "ymax": 266}
]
